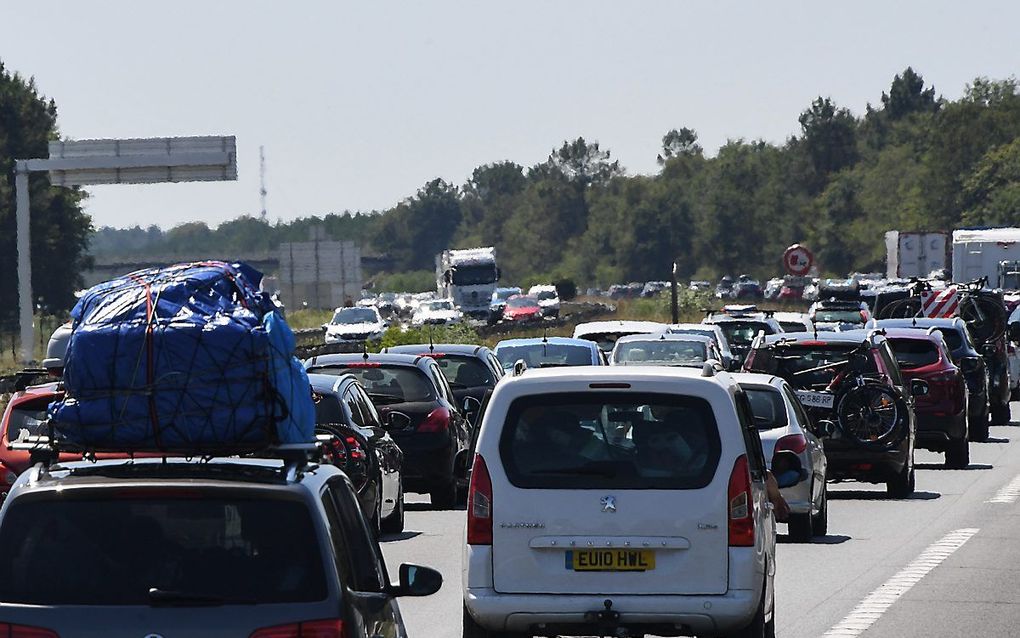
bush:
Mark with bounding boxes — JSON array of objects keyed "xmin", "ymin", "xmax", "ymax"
[
  {"xmin": 373, "ymin": 270, "xmax": 436, "ymax": 293},
  {"xmin": 553, "ymin": 279, "xmax": 577, "ymax": 301},
  {"xmin": 376, "ymin": 324, "xmax": 479, "ymax": 351}
]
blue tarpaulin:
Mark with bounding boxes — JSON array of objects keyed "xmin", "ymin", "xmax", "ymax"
[{"xmin": 50, "ymin": 261, "xmax": 315, "ymax": 451}]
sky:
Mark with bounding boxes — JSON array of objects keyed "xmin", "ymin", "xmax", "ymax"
[{"xmin": 3, "ymin": 1, "xmax": 1019, "ymax": 229}]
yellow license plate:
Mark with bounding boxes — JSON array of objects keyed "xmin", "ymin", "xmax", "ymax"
[{"xmin": 566, "ymin": 549, "xmax": 655, "ymax": 571}]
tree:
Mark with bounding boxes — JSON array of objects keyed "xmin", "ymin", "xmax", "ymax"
[
  {"xmin": 657, "ymin": 128, "xmax": 702, "ymax": 164},
  {"xmin": 0, "ymin": 61, "xmax": 92, "ymax": 319},
  {"xmin": 961, "ymin": 138, "xmax": 1020, "ymax": 226},
  {"xmin": 881, "ymin": 67, "xmax": 938, "ymax": 121},
  {"xmin": 797, "ymin": 97, "xmax": 858, "ymax": 187},
  {"xmin": 371, "ymin": 178, "xmax": 461, "ymax": 271},
  {"xmin": 532, "ymin": 137, "xmax": 622, "ymax": 187}
]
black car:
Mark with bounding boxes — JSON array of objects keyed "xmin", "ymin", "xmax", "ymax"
[
  {"xmin": 305, "ymin": 353, "xmax": 472, "ymax": 509},
  {"xmin": 746, "ymin": 330, "xmax": 919, "ymax": 497},
  {"xmin": 383, "ymin": 343, "xmax": 503, "ymax": 413},
  {"xmin": 873, "ymin": 318, "xmax": 990, "ymax": 441},
  {"xmin": 309, "ymin": 373, "xmax": 405, "ymax": 535}
]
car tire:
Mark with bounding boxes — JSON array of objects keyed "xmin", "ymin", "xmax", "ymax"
[
  {"xmin": 729, "ymin": 585, "xmax": 774, "ymax": 638},
  {"xmin": 887, "ymin": 464, "xmax": 915, "ymax": 498},
  {"xmin": 991, "ymin": 401, "xmax": 1011, "ymax": 426},
  {"xmin": 787, "ymin": 512, "xmax": 813, "ymax": 543},
  {"xmin": 811, "ymin": 482, "xmax": 828, "ymax": 537},
  {"xmin": 431, "ymin": 478, "xmax": 458, "ymax": 510},
  {"xmin": 381, "ymin": 480, "xmax": 405, "ymax": 535},
  {"xmin": 945, "ymin": 436, "xmax": 970, "ymax": 470},
  {"xmin": 463, "ymin": 605, "xmax": 530, "ymax": 638},
  {"xmin": 969, "ymin": 403, "xmax": 990, "ymax": 442}
]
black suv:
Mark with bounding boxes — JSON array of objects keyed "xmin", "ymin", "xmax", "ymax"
[
  {"xmin": 0, "ymin": 451, "xmax": 441, "ymax": 637},
  {"xmin": 745, "ymin": 330, "xmax": 919, "ymax": 497},
  {"xmin": 872, "ymin": 318, "xmax": 991, "ymax": 441},
  {"xmin": 383, "ymin": 343, "xmax": 503, "ymax": 415},
  {"xmin": 305, "ymin": 353, "xmax": 472, "ymax": 509}
]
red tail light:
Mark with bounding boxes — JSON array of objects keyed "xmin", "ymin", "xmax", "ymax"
[
  {"xmin": 418, "ymin": 407, "xmax": 451, "ymax": 433},
  {"xmin": 249, "ymin": 619, "xmax": 347, "ymax": 638},
  {"xmin": 774, "ymin": 433, "xmax": 807, "ymax": 455},
  {"xmin": 0, "ymin": 624, "xmax": 60, "ymax": 638},
  {"xmin": 727, "ymin": 455, "xmax": 755, "ymax": 547},
  {"xmin": 467, "ymin": 454, "xmax": 493, "ymax": 545}
]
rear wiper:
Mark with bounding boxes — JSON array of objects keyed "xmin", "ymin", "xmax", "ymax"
[{"xmin": 148, "ymin": 588, "xmax": 256, "ymax": 607}]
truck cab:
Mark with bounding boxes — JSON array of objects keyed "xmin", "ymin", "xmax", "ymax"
[{"xmin": 436, "ymin": 247, "xmax": 500, "ymax": 319}]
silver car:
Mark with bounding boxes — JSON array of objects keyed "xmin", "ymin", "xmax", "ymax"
[
  {"xmin": 734, "ymin": 373, "xmax": 829, "ymax": 542},
  {"xmin": 665, "ymin": 323, "xmax": 738, "ymax": 370}
]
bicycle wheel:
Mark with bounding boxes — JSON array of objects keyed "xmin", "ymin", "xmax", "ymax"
[
  {"xmin": 958, "ymin": 294, "xmax": 1006, "ymax": 343},
  {"xmin": 876, "ymin": 296, "xmax": 923, "ymax": 319},
  {"xmin": 836, "ymin": 383, "xmax": 907, "ymax": 451}
]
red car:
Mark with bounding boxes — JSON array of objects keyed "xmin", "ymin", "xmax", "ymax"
[
  {"xmin": 501, "ymin": 295, "xmax": 543, "ymax": 323},
  {"xmin": 882, "ymin": 328, "xmax": 970, "ymax": 469}
]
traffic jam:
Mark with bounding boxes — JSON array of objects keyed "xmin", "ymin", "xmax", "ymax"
[{"xmin": 3, "ymin": 229, "xmax": 1020, "ymax": 638}]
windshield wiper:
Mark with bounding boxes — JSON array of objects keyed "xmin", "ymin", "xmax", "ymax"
[{"xmin": 148, "ymin": 588, "xmax": 256, "ymax": 607}]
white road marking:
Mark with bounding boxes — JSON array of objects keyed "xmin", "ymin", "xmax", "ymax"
[
  {"xmin": 987, "ymin": 474, "xmax": 1020, "ymax": 503},
  {"xmin": 821, "ymin": 528, "xmax": 979, "ymax": 637}
]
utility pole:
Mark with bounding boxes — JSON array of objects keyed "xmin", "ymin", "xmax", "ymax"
[
  {"xmin": 259, "ymin": 146, "xmax": 268, "ymax": 221},
  {"xmin": 670, "ymin": 260, "xmax": 680, "ymax": 324}
]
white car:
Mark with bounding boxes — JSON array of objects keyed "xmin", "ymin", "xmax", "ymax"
[
  {"xmin": 1007, "ymin": 306, "xmax": 1020, "ymax": 400},
  {"xmin": 528, "ymin": 284, "xmax": 561, "ymax": 318},
  {"xmin": 412, "ymin": 299, "xmax": 463, "ymax": 326},
  {"xmin": 732, "ymin": 372, "xmax": 829, "ymax": 542},
  {"xmin": 771, "ymin": 311, "xmax": 815, "ymax": 335},
  {"xmin": 610, "ymin": 333, "xmax": 721, "ymax": 368},
  {"xmin": 323, "ymin": 306, "xmax": 388, "ymax": 344},
  {"xmin": 463, "ymin": 366, "xmax": 778, "ymax": 637},
  {"xmin": 666, "ymin": 323, "xmax": 737, "ymax": 371},
  {"xmin": 572, "ymin": 320, "xmax": 668, "ymax": 354}
]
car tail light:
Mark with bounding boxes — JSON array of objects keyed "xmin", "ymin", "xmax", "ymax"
[
  {"xmin": 0, "ymin": 624, "xmax": 60, "ymax": 638},
  {"xmin": 727, "ymin": 455, "xmax": 754, "ymax": 547},
  {"xmin": 860, "ymin": 310, "xmax": 868, "ymax": 322},
  {"xmin": 249, "ymin": 619, "xmax": 347, "ymax": 638},
  {"xmin": 418, "ymin": 407, "xmax": 451, "ymax": 433},
  {"xmin": 467, "ymin": 454, "xmax": 493, "ymax": 545},
  {"xmin": 774, "ymin": 434, "xmax": 807, "ymax": 455},
  {"xmin": 344, "ymin": 362, "xmax": 381, "ymax": 368}
]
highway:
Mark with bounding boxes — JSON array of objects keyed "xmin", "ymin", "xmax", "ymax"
[{"xmin": 381, "ymin": 406, "xmax": 1020, "ymax": 637}]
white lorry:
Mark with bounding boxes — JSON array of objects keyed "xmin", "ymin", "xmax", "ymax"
[
  {"xmin": 436, "ymin": 247, "xmax": 500, "ymax": 319},
  {"xmin": 951, "ymin": 228, "xmax": 1020, "ymax": 289},
  {"xmin": 885, "ymin": 231, "xmax": 949, "ymax": 279}
]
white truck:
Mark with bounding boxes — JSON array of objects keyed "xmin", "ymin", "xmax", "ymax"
[
  {"xmin": 436, "ymin": 246, "xmax": 500, "ymax": 319},
  {"xmin": 885, "ymin": 231, "xmax": 949, "ymax": 279},
  {"xmin": 952, "ymin": 228, "xmax": 1020, "ymax": 289}
]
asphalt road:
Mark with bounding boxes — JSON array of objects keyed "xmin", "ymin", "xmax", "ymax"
[{"xmin": 381, "ymin": 404, "xmax": 1020, "ymax": 637}]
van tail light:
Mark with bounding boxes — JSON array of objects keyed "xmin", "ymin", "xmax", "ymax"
[
  {"xmin": 467, "ymin": 454, "xmax": 493, "ymax": 545},
  {"xmin": 728, "ymin": 455, "xmax": 755, "ymax": 547},
  {"xmin": 774, "ymin": 434, "xmax": 807, "ymax": 455},
  {"xmin": 0, "ymin": 624, "xmax": 61, "ymax": 638},
  {"xmin": 249, "ymin": 619, "xmax": 347, "ymax": 638},
  {"xmin": 860, "ymin": 310, "xmax": 868, "ymax": 322},
  {"xmin": 418, "ymin": 407, "xmax": 450, "ymax": 433}
]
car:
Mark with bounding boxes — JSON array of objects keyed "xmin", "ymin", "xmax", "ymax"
[
  {"xmin": 1008, "ymin": 304, "xmax": 1020, "ymax": 399},
  {"xmin": 489, "ymin": 287, "xmax": 522, "ymax": 323},
  {"xmin": 735, "ymin": 279, "xmax": 764, "ymax": 300},
  {"xmin": 733, "ymin": 372, "xmax": 828, "ymax": 542},
  {"xmin": 808, "ymin": 298, "xmax": 871, "ymax": 332},
  {"xmin": 572, "ymin": 320, "xmax": 668, "ymax": 354},
  {"xmin": 0, "ymin": 448, "xmax": 442, "ymax": 637},
  {"xmin": 665, "ymin": 323, "xmax": 738, "ymax": 371},
  {"xmin": 777, "ymin": 281, "xmax": 806, "ymax": 301},
  {"xmin": 528, "ymin": 284, "xmax": 561, "ymax": 318},
  {"xmin": 879, "ymin": 328, "xmax": 970, "ymax": 468},
  {"xmin": 641, "ymin": 281, "xmax": 669, "ymax": 297},
  {"xmin": 715, "ymin": 275, "xmax": 736, "ymax": 299},
  {"xmin": 763, "ymin": 278, "xmax": 784, "ymax": 300},
  {"xmin": 771, "ymin": 311, "xmax": 814, "ymax": 334},
  {"xmin": 463, "ymin": 366, "xmax": 778, "ymax": 638},
  {"xmin": 323, "ymin": 306, "xmax": 389, "ymax": 345},
  {"xmin": 309, "ymin": 373, "xmax": 406, "ymax": 534},
  {"xmin": 744, "ymin": 330, "xmax": 918, "ymax": 497},
  {"xmin": 702, "ymin": 310, "xmax": 784, "ymax": 365},
  {"xmin": 501, "ymin": 295, "xmax": 543, "ymax": 323},
  {"xmin": 871, "ymin": 318, "xmax": 990, "ymax": 442},
  {"xmin": 411, "ymin": 299, "xmax": 463, "ymax": 326},
  {"xmin": 384, "ymin": 343, "xmax": 504, "ymax": 409},
  {"xmin": 610, "ymin": 333, "xmax": 722, "ymax": 368},
  {"xmin": 305, "ymin": 353, "xmax": 472, "ymax": 509},
  {"xmin": 689, "ymin": 280, "xmax": 712, "ymax": 292},
  {"xmin": 493, "ymin": 336, "xmax": 604, "ymax": 371}
]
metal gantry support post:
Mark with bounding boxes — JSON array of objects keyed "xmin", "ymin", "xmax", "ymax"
[
  {"xmin": 14, "ymin": 161, "xmax": 34, "ymax": 364},
  {"xmin": 670, "ymin": 260, "xmax": 680, "ymax": 324}
]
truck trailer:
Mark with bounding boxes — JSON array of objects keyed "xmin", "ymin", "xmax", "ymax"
[{"xmin": 952, "ymin": 228, "xmax": 1020, "ymax": 289}]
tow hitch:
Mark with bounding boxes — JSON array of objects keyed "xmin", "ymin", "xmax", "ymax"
[{"xmin": 583, "ymin": 599, "xmax": 625, "ymax": 635}]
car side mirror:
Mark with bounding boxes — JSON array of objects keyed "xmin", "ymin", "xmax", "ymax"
[
  {"xmin": 383, "ymin": 411, "xmax": 412, "ymax": 430},
  {"xmin": 392, "ymin": 563, "xmax": 443, "ymax": 597},
  {"xmin": 321, "ymin": 323, "xmax": 329, "ymax": 331},
  {"xmin": 910, "ymin": 379, "xmax": 930, "ymax": 397},
  {"xmin": 462, "ymin": 396, "xmax": 481, "ymax": 415}
]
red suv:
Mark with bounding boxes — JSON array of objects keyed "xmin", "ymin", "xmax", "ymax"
[{"xmin": 882, "ymin": 328, "xmax": 969, "ymax": 469}]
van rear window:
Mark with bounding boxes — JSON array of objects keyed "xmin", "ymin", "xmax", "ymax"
[{"xmin": 499, "ymin": 392, "xmax": 721, "ymax": 489}]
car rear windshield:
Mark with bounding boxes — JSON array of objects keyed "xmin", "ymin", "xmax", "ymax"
[
  {"xmin": 717, "ymin": 321, "xmax": 772, "ymax": 346},
  {"xmin": 309, "ymin": 365, "xmax": 436, "ymax": 403},
  {"xmin": 577, "ymin": 332, "xmax": 632, "ymax": 352},
  {"xmin": 4, "ymin": 398, "xmax": 50, "ymax": 443},
  {"xmin": 496, "ymin": 344, "xmax": 592, "ymax": 369},
  {"xmin": 888, "ymin": 338, "xmax": 940, "ymax": 369},
  {"xmin": 813, "ymin": 310, "xmax": 863, "ymax": 323},
  {"xmin": 331, "ymin": 308, "xmax": 377, "ymax": 325},
  {"xmin": 778, "ymin": 321, "xmax": 806, "ymax": 333},
  {"xmin": 743, "ymin": 388, "xmax": 788, "ymax": 430},
  {"xmin": 613, "ymin": 340, "xmax": 707, "ymax": 366},
  {"xmin": 0, "ymin": 495, "xmax": 328, "ymax": 605},
  {"xmin": 432, "ymin": 355, "xmax": 495, "ymax": 387},
  {"xmin": 933, "ymin": 327, "xmax": 964, "ymax": 351},
  {"xmin": 499, "ymin": 392, "xmax": 721, "ymax": 489},
  {"xmin": 749, "ymin": 344, "xmax": 877, "ymax": 390}
]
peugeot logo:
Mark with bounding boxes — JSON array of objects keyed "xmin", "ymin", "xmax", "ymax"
[
  {"xmin": 601, "ymin": 495, "xmax": 617, "ymax": 513},
  {"xmin": 144, "ymin": 634, "xmax": 165, "ymax": 638}
]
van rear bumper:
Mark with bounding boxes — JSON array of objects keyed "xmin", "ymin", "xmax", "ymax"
[{"xmin": 463, "ymin": 587, "xmax": 761, "ymax": 635}]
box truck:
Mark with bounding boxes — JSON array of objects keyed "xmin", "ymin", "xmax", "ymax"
[
  {"xmin": 885, "ymin": 231, "xmax": 950, "ymax": 279},
  {"xmin": 952, "ymin": 228, "xmax": 1020, "ymax": 289}
]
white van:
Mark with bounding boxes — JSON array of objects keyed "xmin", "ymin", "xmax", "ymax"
[{"xmin": 463, "ymin": 366, "xmax": 777, "ymax": 638}]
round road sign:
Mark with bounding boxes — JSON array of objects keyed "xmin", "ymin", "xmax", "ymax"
[{"xmin": 784, "ymin": 244, "xmax": 814, "ymax": 276}]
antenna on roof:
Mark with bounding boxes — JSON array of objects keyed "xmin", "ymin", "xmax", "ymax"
[
  {"xmin": 362, "ymin": 345, "xmax": 369, "ymax": 362},
  {"xmin": 428, "ymin": 324, "xmax": 435, "ymax": 353},
  {"xmin": 813, "ymin": 322, "xmax": 818, "ymax": 340}
]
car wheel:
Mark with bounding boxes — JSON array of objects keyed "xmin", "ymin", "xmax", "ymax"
[
  {"xmin": 729, "ymin": 585, "xmax": 772, "ymax": 638},
  {"xmin": 991, "ymin": 401, "xmax": 1011, "ymax": 425},
  {"xmin": 381, "ymin": 479, "xmax": 405, "ymax": 535},
  {"xmin": 887, "ymin": 465, "xmax": 915, "ymax": 498},
  {"xmin": 431, "ymin": 478, "xmax": 458, "ymax": 510},
  {"xmin": 945, "ymin": 436, "xmax": 970, "ymax": 470},
  {"xmin": 811, "ymin": 482, "xmax": 828, "ymax": 537},
  {"xmin": 463, "ymin": 605, "xmax": 530, "ymax": 638},
  {"xmin": 787, "ymin": 512, "xmax": 813, "ymax": 542},
  {"xmin": 1012, "ymin": 385, "xmax": 1020, "ymax": 402},
  {"xmin": 969, "ymin": 403, "xmax": 990, "ymax": 442}
]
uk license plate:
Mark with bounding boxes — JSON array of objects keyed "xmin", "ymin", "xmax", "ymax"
[
  {"xmin": 795, "ymin": 390, "xmax": 835, "ymax": 409},
  {"xmin": 565, "ymin": 549, "xmax": 655, "ymax": 571}
]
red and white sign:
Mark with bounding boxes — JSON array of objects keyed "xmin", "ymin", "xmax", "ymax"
[
  {"xmin": 921, "ymin": 286, "xmax": 960, "ymax": 318},
  {"xmin": 783, "ymin": 244, "xmax": 814, "ymax": 276}
]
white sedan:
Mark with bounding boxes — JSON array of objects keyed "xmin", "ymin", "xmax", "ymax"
[{"xmin": 411, "ymin": 299, "xmax": 463, "ymax": 326}]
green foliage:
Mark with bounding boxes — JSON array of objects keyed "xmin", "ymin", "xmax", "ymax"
[
  {"xmin": 376, "ymin": 324, "xmax": 478, "ymax": 351},
  {"xmin": 372, "ymin": 270, "xmax": 435, "ymax": 293}
]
